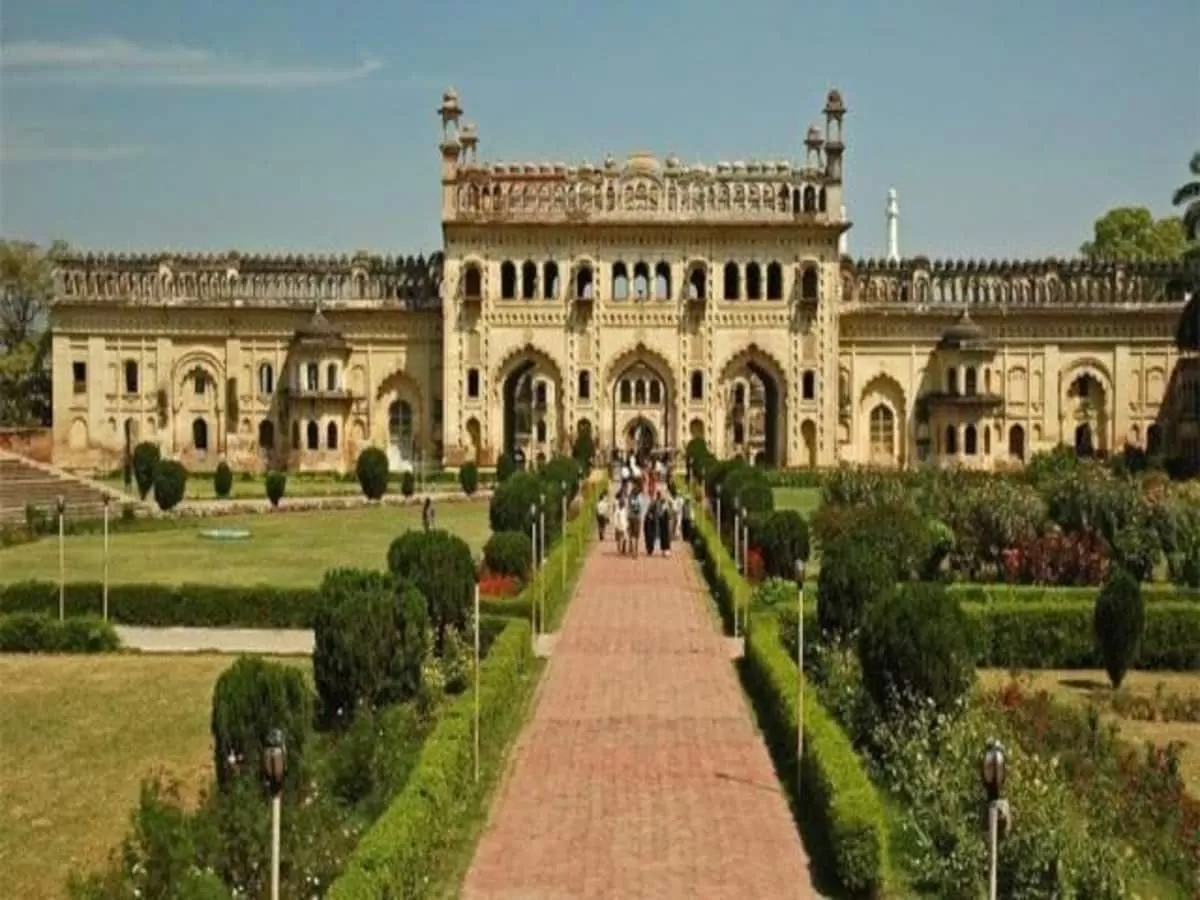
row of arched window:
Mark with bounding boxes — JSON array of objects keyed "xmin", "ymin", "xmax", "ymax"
[
  {"xmin": 290, "ymin": 420, "xmax": 339, "ymax": 451},
  {"xmin": 944, "ymin": 365, "xmax": 994, "ymax": 396}
]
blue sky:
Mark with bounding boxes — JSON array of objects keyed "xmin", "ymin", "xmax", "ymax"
[{"xmin": 1, "ymin": 0, "xmax": 1196, "ymax": 259}]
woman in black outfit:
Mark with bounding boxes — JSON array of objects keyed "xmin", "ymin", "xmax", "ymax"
[
  {"xmin": 644, "ymin": 494, "xmax": 658, "ymax": 556},
  {"xmin": 658, "ymin": 492, "xmax": 672, "ymax": 556}
]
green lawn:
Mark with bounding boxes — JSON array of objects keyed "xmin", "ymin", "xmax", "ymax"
[
  {"xmin": 0, "ymin": 654, "xmax": 309, "ymax": 900},
  {"xmin": 772, "ymin": 486, "xmax": 821, "ymax": 518},
  {"xmin": 0, "ymin": 502, "xmax": 491, "ymax": 588}
]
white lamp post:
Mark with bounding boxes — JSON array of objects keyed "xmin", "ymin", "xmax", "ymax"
[
  {"xmin": 56, "ymin": 496, "xmax": 65, "ymax": 621},
  {"xmin": 795, "ymin": 559, "xmax": 806, "ymax": 805},
  {"xmin": 560, "ymin": 480, "xmax": 568, "ymax": 586},
  {"xmin": 102, "ymin": 495, "xmax": 110, "ymax": 622},
  {"xmin": 262, "ymin": 728, "xmax": 287, "ymax": 900},
  {"xmin": 981, "ymin": 739, "xmax": 1011, "ymax": 900},
  {"xmin": 473, "ymin": 581, "xmax": 481, "ymax": 783}
]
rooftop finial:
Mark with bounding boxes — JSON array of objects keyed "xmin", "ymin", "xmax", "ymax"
[{"xmin": 886, "ymin": 188, "xmax": 899, "ymax": 262}]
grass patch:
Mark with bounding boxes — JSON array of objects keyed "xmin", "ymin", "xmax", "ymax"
[
  {"xmin": 0, "ymin": 503, "xmax": 490, "ymax": 588},
  {"xmin": 0, "ymin": 654, "xmax": 309, "ymax": 900},
  {"xmin": 772, "ymin": 486, "xmax": 821, "ymax": 518},
  {"xmin": 978, "ymin": 668, "xmax": 1200, "ymax": 796}
]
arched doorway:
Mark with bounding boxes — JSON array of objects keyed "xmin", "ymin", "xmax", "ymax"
[
  {"xmin": 498, "ymin": 348, "xmax": 562, "ymax": 461},
  {"xmin": 388, "ymin": 400, "xmax": 414, "ymax": 470},
  {"xmin": 720, "ymin": 347, "xmax": 785, "ymax": 465},
  {"xmin": 605, "ymin": 344, "xmax": 675, "ymax": 458},
  {"xmin": 1065, "ymin": 371, "xmax": 1109, "ymax": 456},
  {"xmin": 625, "ymin": 416, "xmax": 658, "ymax": 457},
  {"xmin": 801, "ymin": 419, "xmax": 818, "ymax": 468},
  {"xmin": 859, "ymin": 374, "xmax": 906, "ymax": 467}
]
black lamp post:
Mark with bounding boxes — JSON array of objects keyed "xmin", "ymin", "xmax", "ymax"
[
  {"xmin": 981, "ymin": 739, "xmax": 1010, "ymax": 900},
  {"xmin": 263, "ymin": 728, "xmax": 287, "ymax": 900}
]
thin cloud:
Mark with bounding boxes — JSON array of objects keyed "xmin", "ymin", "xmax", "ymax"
[{"xmin": 0, "ymin": 36, "xmax": 383, "ymax": 88}]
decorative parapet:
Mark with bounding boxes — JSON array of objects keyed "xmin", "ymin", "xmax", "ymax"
[
  {"xmin": 51, "ymin": 250, "xmax": 445, "ymax": 308},
  {"xmin": 840, "ymin": 256, "xmax": 1198, "ymax": 308}
]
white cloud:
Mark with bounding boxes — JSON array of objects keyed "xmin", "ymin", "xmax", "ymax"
[{"xmin": 0, "ymin": 36, "xmax": 383, "ymax": 88}]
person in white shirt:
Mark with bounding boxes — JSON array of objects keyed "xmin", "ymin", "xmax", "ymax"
[
  {"xmin": 596, "ymin": 494, "xmax": 610, "ymax": 540},
  {"xmin": 614, "ymin": 495, "xmax": 628, "ymax": 554}
]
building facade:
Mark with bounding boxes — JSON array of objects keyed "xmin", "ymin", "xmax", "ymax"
[{"xmin": 48, "ymin": 89, "xmax": 1200, "ymax": 474}]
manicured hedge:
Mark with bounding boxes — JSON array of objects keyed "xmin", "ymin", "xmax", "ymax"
[
  {"xmin": 0, "ymin": 580, "xmax": 320, "ymax": 628},
  {"xmin": 0, "ymin": 612, "xmax": 120, "ymax": 653},
  {"xmin": 947, "ymin": 582, "xmax": 1200, "ymax": 605},
  {"xmin": 690, "ymin": 499, "xmax": 889, "ymax": 895}
]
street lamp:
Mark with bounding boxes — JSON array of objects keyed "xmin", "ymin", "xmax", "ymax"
[
  {"xmin": 981, "ymin": 739, "xmax": 1011, "ymax": 900},
  {"xmin": 539, "ymin": 492, "xmax": 547, "ymax": 631},
  {"xmin": 795, "ymin": 559, "xmax": 806, "ymax": 806},
  {"xmin": 56, "ymin": 495, "xmax": 66, "ymax": 621},
  {"xmin": 529, "ymin": 502, "xmax": 539, "ymax": 641},
  {"xmin": 560, "ymin": 480, "xmax": 568, "ymax": 586},
  {"xmin": 102, "ymin": 495, "xmax": 110, "ymax": 622},
  {"xmin": 262, "ymin": 728, "xmax": 287, "ymax": 900}
]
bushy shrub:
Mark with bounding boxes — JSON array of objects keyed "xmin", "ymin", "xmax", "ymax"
[
  {"xmin": 1093, "ymin": 567, "xmax": 1145, "ymax": 688},
  {"xmin": 210, "ymin": 655, "xmax": 313, "ymax": 794},
  {"xmin": 458, "ymin": 461, "xmax": 479, "ymax": 496},
  {"xmin": 265, "ymin": 470, "xmax": 286, "ymax": 507},
  {"xmin": 812, "ymin": 501, "xmax": 933, "ymax": 581},
  {"xmin": 858, "ymin": 583, "xmax": 974, "ymax": 717},
  {"xmin": 751, "ymin": 577, "xmax": 797, "ymax": 609},
  {"xmin": 685, "ymin": 436, "xmax": 708, "ymax": 470},
  {"xmin": 386, "ymin": 530, "xmax": 474, "ymax": 650},
  {"xmin": 751, "ymin": 510, "xmax": 810, "ymax": 579},
  {"xmin": 541, "ymin": 455, "xmax": 581, "ymax": 502},
  {"xmin": 1002, "ymin": 529, "xmax": 1110, "ymax": 586},
  {"xmin": 821, "ymin": 466, "xmax": 908, "ymax": 508},
  {"xmin": 722, "ymin": 465, "xmax": 774, "ymax": 529},
  {"xmin": 817, "ymin": 537, "xmax": 894, "ymax": 643},
  {"xmin": 152, "ymin": 460, "xmax": 187, "ymax": 511},
  {"xmin": 705, "ymin": 457, "xmax": 747, "ymax": 503},
  {"xmin": 489, "ymin": 471, "xmax": 559, "ymax": 540},
  {"xmin": 0, "ymin": 613, "xmax": 120, "ymax": 653},
  {"xmin": 132, "ymin": 441, "xmax": 160, "ymax": 499},
  {"xmin": 401, "ymin": 471, "xmax": 415, "ymax": 497},
  {"xmin": 483, "ymin": 531, "xmax": 533, "ymax": 579},
  {"xmin": 213, "ymin": 462, "xmax": 233, "ymax": 499},
  {"xmin": 495, "ymin": 452, "xmax": 517, "ymax": 483},
  {"xmin": 355, "ymin": 447, "xmax": 390, "ymax": 500},
  {"xmin": 571, "ymin": 429, "xmax": 594, "ymax": 471}
]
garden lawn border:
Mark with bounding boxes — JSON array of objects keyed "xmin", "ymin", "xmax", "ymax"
[
  {"xmin": 0, "ymin": 612, "xmax": 120, "ymax": 653},
  {"xmin": 689, "ymin": 497, "xmax": 890, "ymax": 896}
]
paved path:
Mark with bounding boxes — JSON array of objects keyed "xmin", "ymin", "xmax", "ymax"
[
  {"xmin": 463, "ymin": 541, "xmax": 816, "ymax": 899},
  {"xmin": 116, "ymin": 626, "xmax": 312, "ymax": 655}
]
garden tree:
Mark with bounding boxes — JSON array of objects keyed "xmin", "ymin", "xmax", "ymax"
[
  {"xmin": 386, "ymin": 529, "xmax": 475, "ymax": 651},
  {"xmin": 483, "ymin": 530, "xmax": 533, "ymax": 578},
  {"xmin": 0, "ymin": 240, "xmax": 64, "ymax": 426},
  {"xmin": 354, "ymin": 446, "xmax": 389, "ymax": 500},
  {"xmin": 489, "ymin": 470, "xmax": 562, "ymax": 541},
  {"xmin": 1093, "ymin": 567, "xmax": 1145, "ymax": 688},
  {"xmin": 131, "ymin": 441, "xmax": 161, "ymax": 499},
  {"xmin": 213, "ymin": 462, "xmax": 233, "ymax": 499},
  {"xmin": 495, "ymin": 452, "xmax": 517, "ymax": 483},
  {"xmin": 684, "ymin": 436, "xmax": 708, "ymax": 472},
  {"xmin": 265, "ymin": 470, "xmax": 286, "ymax": 507},
  {"xmin": 152, "ymin": 460, "xmax": 187, "ymax": 511},
  {"xmin": 401, "ymin": 470, "xmax": 416, "ymax": 497},
  {"xmin": 1080, "ymin": 207, "xmax": 1185, "ymax": 261},
  {"xmin": 816, "ymin": 536, "xmax": 894, "ymax": 644},
  {"xmin": 542, "ymin": 454, "xmax": 581, "ymax": 501},
  {"xmin": 571, "ymin": 428, "xmax": 594, "ymax": 472},
  {"xmin": 749, "ymin": 509, "xmax": 810, "ymax": 579},
  {"xmin": 1172, "ymin": 150, "xmax": 1200, "ymax": 258},
  {"xmin": 458, "ymin": 460, "xmax": 479, "ymax": 495},
  {"xmin": 857, "ymin": 582, "xmax": 975, "ymax": 717}
]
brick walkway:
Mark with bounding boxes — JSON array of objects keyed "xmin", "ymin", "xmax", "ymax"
[{"xmin": 463, "ymin": 538, "xmax": 816, "ymax": 899}]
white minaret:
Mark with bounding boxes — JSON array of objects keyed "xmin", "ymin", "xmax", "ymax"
[
  {"xmin": 838, "ymin": 204, "xmax": 849, "ymax": 255},
  {"xmin": 885, "ymin": 188, "xmax": 899, "ymax": 261}
]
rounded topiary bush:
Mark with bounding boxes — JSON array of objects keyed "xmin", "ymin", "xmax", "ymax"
[
  {"xmin": 401, "ymin": 470, "xmax": 416, "ymax": 497},
  {"xmin": 572, "ymin": 429, "xmax": 595, "ymax": 472},
  {"xmin": 355, "ymin": 447, "xmax": 390, "ymax": 500},
  {"xmin": 213, "ymin": 461, "xmax": 233, "ymax": 499},
  {"xmin": 458, "ymin": 461, "xmax": 479, "ymax": 496},
  {"xmin": 816, "ymin": 535, "xmax": 894, "ymax": 644},
  {"xmin": 265, "ymin": 470, "xmax": 286, "ymax": 507},
  {"xmin": 489, "ymin": 471, "xmax": 545, "ymax": 537},
  {"xmin": 386, "ymin": 529, "xmax": 474, "ymax": 649},
  {"xmin": 751, "ymin": 510, "xmax": 810, "ymax": 579},
  {"xmin": 132, "ymin": 442, "xmax": 161, "ymax": 499},
  {"xmin": 858, "ymin": 583, "xmax": 974, "ymax": 717},
  {"xmin": 496, "ymin": 452, "xmax": 517, "ymax": 484},
  {"xmin": 211, "ymin": 655, "xmax": 313, "ymax": 792},
  {"xmin": 542, "ymin": 455, "xmax": 581, "ymax": 502},
  {"xmin": 685, "ymin": 436, "xmax": 709, "ymax": 472},
  {"xmin": 484, "ymin": 530, "xmax": 534, "ymax": 579},
  {"xmin": 1093, "ymin": 566, "xmax": 1145, "ymax": 688},
  {"xmin": 152, "ymin": 460, "xmax": 187, "ymax": 511}
]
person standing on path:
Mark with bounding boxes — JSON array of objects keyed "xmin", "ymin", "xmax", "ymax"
[
  {"xmin": 596, "ymin": 493, "xmax": 610, "ymax": 540},
  {"xmin": 643, "ymin": 491, "xmax": 659, "ymax": 556},
  {"xmin": 422, "ymin": 496, "xmax": 436, "ymax": 531},
  {"xmin": 613, "ymin": 495, "xmax": 628, "ymax": 554},
  {"xmin": 658, "ymin": 491, "xmax": 672, "ymax": 557},
  {"xmin": 627, "ymin": 488, "xmax": 642, "ymax": 558}
]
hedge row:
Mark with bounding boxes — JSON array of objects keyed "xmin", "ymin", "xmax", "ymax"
[
  {"xmin": 0, "ymin": 612, "xmax": 120, "ymax": 653},
  {"xmin": 946, "ymin": 582, "xmax": 1200, "ymax": 605},
  {"xmin": 327, "ymin": 481, "xmax": 602, "ymax": 897},
  {"xmin": 689, "ymin": 500, "xmax": 889, "ymax": 895}
]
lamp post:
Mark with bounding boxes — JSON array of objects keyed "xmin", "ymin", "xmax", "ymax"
[
  {"xmin": 473, "ymin": 580, "xmax": 481, "ymax": 783},
  {"xmin": 56, "ymin": 495, "xmax": 65, "ymax": 621},
  {"xmin": 530, "ymin": 502, "xmax": 539, "ymax": 642},
  {"xmin": 539, "ymin": 493, "xmax": 547, "ymax": 631},
  {"xmin": 795, "ymin": 559, "xmax": 807, "ymax": 805},
  {"xmin": 981, "ymin": 739, "xmax": 1010, "ymax": 900},
  {"xmin": 102, "ymin": 495, "xmax": 110, "ymax": 622},
  {"xmin": 732, "ymin": 495, "xmax": 741, "ymax": 637},
  {"xmin": 741, "ymin": 505, "xmax": 749, "ymax": 629},
  {"xmin": 262, "ymin": 728, "xmax": 287, "ymax": 900},
  {"xmin": 560, "ymin": 480, "xmax": 568, "ymax": 587}
]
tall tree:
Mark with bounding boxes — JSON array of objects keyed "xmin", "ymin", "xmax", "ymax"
[
  {"xmin": 1080, "ymin": 207, "xmax": 1186, "ymax": 261},
  {"xmin": 0, "ymin": 240, "xmax": 64, "ymax": 426},
  {"xmin": 1172, "ymin": 150, "xmax": 1200, "ymax": 261}
]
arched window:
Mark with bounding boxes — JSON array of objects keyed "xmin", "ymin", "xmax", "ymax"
[
  {"xmin": 801, "ymin": 267, "xmax": 818, "ymax": 300},
  {"xmin": 291, "ymin": 421, "xmax": 300, "ymax": 449},
  {"xmin": 690, "ymin": 370, "xmax": 704, "ymax": 400},
  {"xmin": 964, "ymin": 424, "xmax": 978, "ymax": 455},
  {"xmin": 654, "ymin": 262, "xmax": 671, "ymax": 300},
  {"xmin": 535, "ymin": 419, "xmax": 547, "ymax": 443},
  {"xmin": 945, "ymin": 425, "xmax": 958, "ymax": 455},
  {"xmin": 326, "ymin": 421, "xmax": 339, "ymax": 449},
  {"xmin": 542, "ymin": 261, "xmax": 559, "ymax": 299},
  {"xmin": 258, "ymin": 419, "xmax": 275, "ymax": 450},
  {"xmin": 803, "ymin": 185, "xmax": 817, "ymax": 212},
  {"xmin": 521, "ymin": 260, "xmax": 537, "ymax": 300},
  {"xmin": 326, "ymin": 363, "xmax": 338, "ymax": 392},
  {"xmin": 193, "ymin": 370, "xmax": 208, "ymax": 396},
  {"xmin": 734, "ymin": 384, "xmax": 746, "ymax": 406},
  {"xmin": 723, "ymin": 262, "xmax": 740, "ymax": 300},
  {"xmin": 305, "ymin": 363, "xmax": 319, "ymax": 391},
  {"xmin": 534, "ymin": 380, "xmax": 547, "ymax": 409},
  {"xmin": 192, "ymin": 417, "xmax": 209, "ymax": 451},
  {"xmin": 500, "ymin": 261, "xmax": 517, "ymax": 299},
  {"xmin": 983, "ymin": 426, "xmax": 992, "ymax": 455},
  {"xmin": 619, "ymin": 379, "xmax": 632, "ymax": 404},
  {"xmin": 635, "ymin": 379, "xmax": 647, "ymax": 404},
  {"xmin": 649, "ymin": 380, "xmax": 662, "ymax": 404},
  {"xmin": 612, "ymin": 262, "xmax": 630, "ymax": 300},
  {"xmin": 123, "ymin": 360, "xmax": 139, "ymax": 394},
  {"xmin": 869, "ymin": 404, "xmax": 895, "ymax": 458},
  {"xmin": 964, "ymin": 367, "xmax": 977, "ymax": 396},
  {"xmin": 577, "ymin": 370, "xmax": 591, "ymax": 400},
  {"xmin": 745, "ymin": 262, "xmax": 763, "ymax": 300},
  {"xmin": 687, "ymin": 266, "xmax": 707, "ymax": 300},
  {"xmin": 574, "ymin": 265, "xmax": 594, "ymax": 299},
  {"xmin": 464, "ymin": 264, "xmax": 482, "ymax": 299},
  {"xmin": 802, "ymin": 371, "xmax": 816, "ymax": 400},
  {"xmin": 306, "ymin": 421, "xmax": 319, "ymax": 450},
  {"xmin": 1009, "ymin": 424, "xmax": 1026, "ymax": 460},
  {"xmin": 258, "ymin": 363, "xmax": 274, "ymax": 395},
  {"xmin": 946, "ymin": 367, "xmax": 959, "ymax": 395},
  {"xmin": 632, "ymin": 262, "xmax": 650, "ymax": 299},
  {"xmin": 766, "ymin": 262, "xmax": 783, "ymax": 300}
]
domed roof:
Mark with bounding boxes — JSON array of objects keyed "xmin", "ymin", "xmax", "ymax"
[
  {"xmin": 938, "ymin": 310, "xmax": 990, "ymax": 350},
  {"xmin": 293, "ymin": 307, "xmax": 346, "ymax": 346}
]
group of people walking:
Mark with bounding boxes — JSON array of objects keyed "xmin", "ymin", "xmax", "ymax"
[{"xmin": 595, "ymin": 449, "xmax": 691, "ymax": 558}]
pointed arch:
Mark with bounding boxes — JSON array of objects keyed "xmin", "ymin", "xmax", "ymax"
[{"xmin": 717, "ymin": 343, "xmax": 788, "ymax": 466}]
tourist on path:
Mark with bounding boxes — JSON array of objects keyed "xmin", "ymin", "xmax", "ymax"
[
  {"xmin": 613, "ymin": 495, "xmax": 628, "ymax": 554},
  {"xmin": 422, "ymin": 496, "xmax": 435, "ymax": 531},
  {"xmin": 644, "ymin": 492, "xmax": 659, "ymax": 556},
  {"xmin": 627, "ymin": 489, "xmax": 642, "ymax": 558},
  {"xmin": 658, "ymin": 491, "xmax": 672, "ymax": 557},
  {"xmin": 596, "ymin": 493, "xmax": 610, "ymax": 540}
]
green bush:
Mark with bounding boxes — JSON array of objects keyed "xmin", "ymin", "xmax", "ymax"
[
  {"xmin": 1093, "ymin": 568, "xmax": 1145, "ymax": 688},
  {"xmin": 265, "ymin": 470, "xmax": 286, "ymax": 507},
  {"xmin": 489, "ymin": 471, "xmax": 559, "ymax": 541},
  {"xmin": 541, "ymin": 455, "xmax": 581, "ymax": 502},
  {"xmin": 0, "ymin": 613, "xmax": 120, "ymax": 653},
  {"xmin": 386, "ymin": 530, "xmax": 474, "ymax": 649},
  {"xmin": 213, "ymin": 462, "xmax": 233, "ymax": 499},
  {"xmin": 495, "ymin": 452, "xmax": 517, "ymax": 483},
  {"xmin": 858, "ymin": 583, "xmax": 975, "ymax": 717},
  {"xmin": 401, "ymin": 471, "xmax": 416, "ymax": 497},
  {"xmin": 152, "ymin": 460, "xmax": 187, "ymax": 511},
  {"xmin": 458, "ymin": 462, "xmax": 479, "ymax": 496},
  {"xmin": 132, "ymin": 441, "xmax": 161, "ymax": 499},
  {"xmin": 571, "ymin": 429, "xmax": 594, "ymax": 472},
  {"xmin": 751, "ymin": 509, "xmax": 810, "ymax": 579},
  {"xmin": 483, "ymin": 531, "xmax": 533, "ymax": 579},
  {"xmin": 816, "ymin": 537, "xmax": 894, "ymax": 644},
  {"xmin": 210, "ymin": 656, "xmax": 313, "ymax": 794},
  {"xmin": 355, "ymin": 447, "xmax": 390, "ymax": 500}
]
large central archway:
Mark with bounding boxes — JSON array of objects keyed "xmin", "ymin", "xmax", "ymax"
[
  {"xmin": 604, "ymin": 343, "xmax": 676, "ymax": 459},
  {"xmin": 719, "ymin": 345, "xmax": 787, "ymax": 466},
  {"xmin": 494, "ymin": 345, "xmax": 564, "ymax": 464}
]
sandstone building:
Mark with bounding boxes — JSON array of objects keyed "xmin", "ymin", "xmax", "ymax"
[{"xmin": 49, "ymin": 89, "xmax": 1200, "ymax": 475}]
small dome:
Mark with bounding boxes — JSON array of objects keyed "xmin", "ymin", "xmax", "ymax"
[
  {"xmin": 624, "ymin": 151, "xmax": 660, "ymax": 175},
  {"xmin": 294, "ymin": 307, "xmax": 345, "ymax": 345},
  {"xmin": 824, "ymin": 89, "xmax": 845, "ymax": 112},
  {"xmin": 938, "ymin": 310, "xmax": 990, "ymax": 351}
]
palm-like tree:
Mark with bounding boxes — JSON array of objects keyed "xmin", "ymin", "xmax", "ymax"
[{"xmin": 1173, "ymin": 150, "xmax": 1200, "ymax": 258}]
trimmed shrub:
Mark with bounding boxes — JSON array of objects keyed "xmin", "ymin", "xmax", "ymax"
[
  {"xmin": 858, "ymin": 583, "xmax": 974, "ymax": 717},
  {"xmin": 152, "ymin": 460, "xmax": 187, "ymax": 511},
  {"xmin": 1093, "ymin": 567, "xmax": 1145, "ymax": 688},
  {"xmin": 483, "ymin": 531, "xmax": 533, "ymax": 579},
  {"xmin": 210, "ymin": 656, "xmax": 313, "ymax": 794},
  {"xmin": 213, "ymin": 462, "xmax": 233, "ymax": 499},
  {"xmin": 751, "ymin": 509, "xmax": 810, "ymax": 579},
  {"xmin": 816, "ymin": 537, "xmax": 894, "ymax": 643},
  {"xmin": 355, "ymin": 447, "xmax": 390, "ymax": 500},
  {"xmin": 458, "ymin": 462, "xmax": 479, "ymax": 496},
  {"xmin": 132, "ymin": 441, "xmax": 161, "ymax": 499},
  {"xmin": 401, "ymin": 471, "xmax": 416, "ymax": 498},
  {"xmin": 386, "ymin": 530, "xmax": 474, "ymax": 649},
  {"xmin": 541, "ymin": 455, "xmax": 581, "ymax": 502},
  {"xmin": 495, "ymin": 452, "xmax": 517, "ymax": 483},
  {"xmin": 571, "ymin": 429, "xmax": 594, "ymax": 472},
  {"xmin": 0, "ymin": 613, "xmax": 120, "ymax": 653},
  {"xmin": 489, "ymin": 471, "xmax": 551, "ymax": 539},
  {"xmin": 265, "ymin": 470, "xmax": 286, "ymax": 507}
]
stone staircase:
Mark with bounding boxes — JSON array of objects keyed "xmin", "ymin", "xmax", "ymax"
[{"xmin": 0, "ymin": 449, "xmax": 134, "ymax": 526}]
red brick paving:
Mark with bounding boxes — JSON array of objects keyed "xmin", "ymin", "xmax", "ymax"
[{"xmin": 462, "ymin": 539, "xmax": 816, "ymax": 899}]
